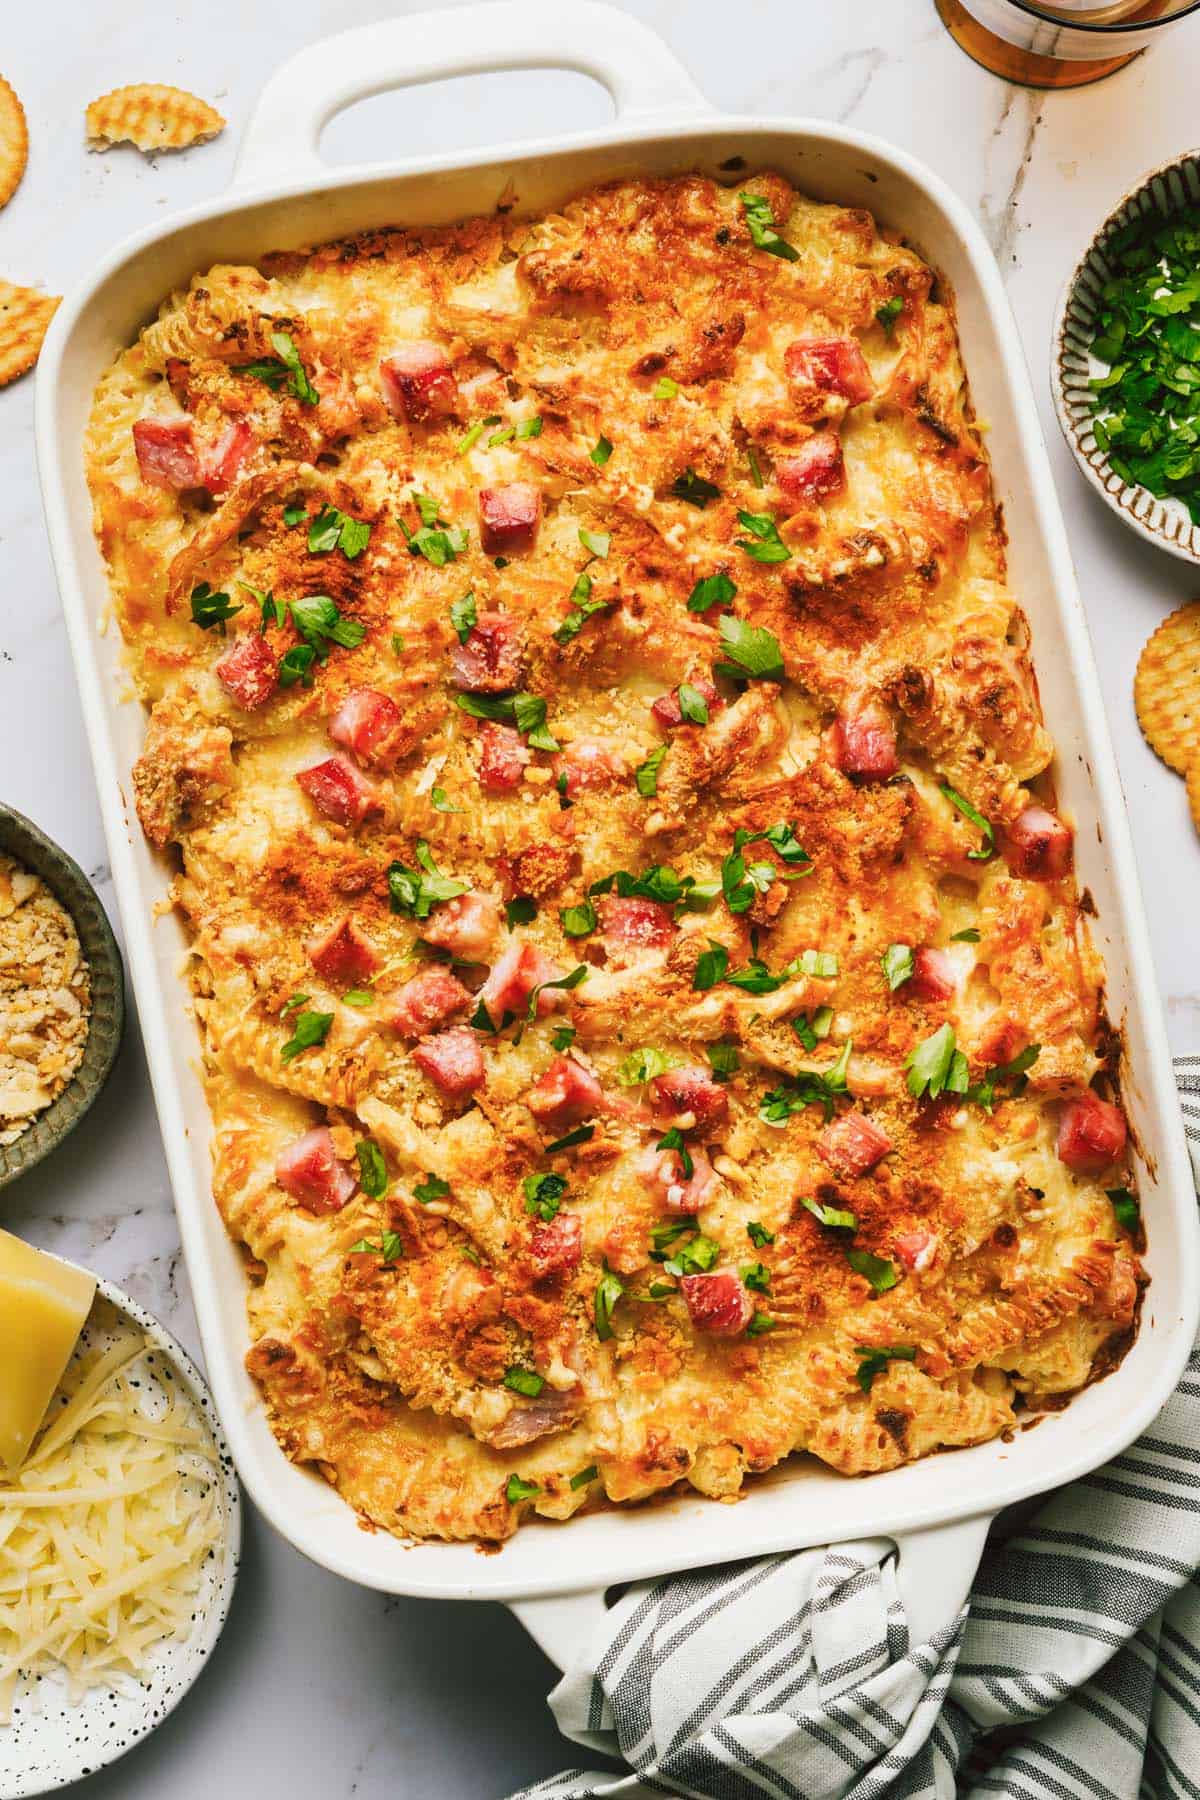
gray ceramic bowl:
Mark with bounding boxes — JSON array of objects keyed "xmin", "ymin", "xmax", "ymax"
[
  {"xmin": 1053, "ymin": 151, "xmax": 1200, "ymax": 564},
  {"xmin": 0, "ymin": 807, "xmax": 124, "ymax": 1188}
]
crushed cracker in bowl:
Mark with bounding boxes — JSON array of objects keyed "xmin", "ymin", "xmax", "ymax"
[{"xmin": 0, "ymin": 853, "xmax": 92, "ymax": 1146}]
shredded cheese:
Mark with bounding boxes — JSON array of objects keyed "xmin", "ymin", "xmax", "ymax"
[{"xmin": 0, "ymin": 1298, "xmax": 224, "ymax": 1720}]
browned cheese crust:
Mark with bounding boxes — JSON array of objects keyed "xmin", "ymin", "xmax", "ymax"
[{"xmin": 84, "ymin": 173, "xmax": 1141, "ymax": 1543}]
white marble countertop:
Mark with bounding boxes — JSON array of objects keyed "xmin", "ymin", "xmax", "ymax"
[{"xmin": 3, "ymin": 0, "xmax": 1200, "ymax": 1793}]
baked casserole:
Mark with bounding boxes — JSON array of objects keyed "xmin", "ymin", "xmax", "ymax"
[{"xmin": 84, "ymin": 172, "xmax": 1141, "ymax": 1543}]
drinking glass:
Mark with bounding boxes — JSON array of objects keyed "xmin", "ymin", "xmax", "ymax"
[{"xmin": 936, "ymin": 0, "xmax": 1200, "ymax": 87}]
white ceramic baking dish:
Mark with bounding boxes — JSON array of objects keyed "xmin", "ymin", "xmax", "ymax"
[{"xmin": 35, "ymin": 0, "xmax": 1199, "ymax": 1674}]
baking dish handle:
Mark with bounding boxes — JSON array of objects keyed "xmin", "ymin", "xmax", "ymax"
[
  {"xmin": 510, "ymin": 1511, "xmax": 993, "ymax": 1673},
  {"xmin": 233, "ymin": 0, "xmax": 711, "ymax": 192}
]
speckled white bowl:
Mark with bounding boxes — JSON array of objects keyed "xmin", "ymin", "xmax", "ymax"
[
  {"xmin": 0, "ymin": 1272, "xmax": 241, "ymax": 1799},
  {"xmin": 1053, "ymin": 150, "xmax": 1200, "ymax": 563}
]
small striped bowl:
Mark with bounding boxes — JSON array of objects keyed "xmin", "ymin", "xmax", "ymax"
[{"xmin": 1052, "ymin": 151, "xmax": 1200, "ymax": 565}]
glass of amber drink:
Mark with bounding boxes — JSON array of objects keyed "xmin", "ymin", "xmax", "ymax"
[{"xmin": 936, "ymin": 0, "xmax": 1200, "ymax": 87}]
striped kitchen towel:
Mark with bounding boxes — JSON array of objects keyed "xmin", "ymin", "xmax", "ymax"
[{"xmin": 511, "ymin": 1058, "xmax": 1200, "ymax": 1800}]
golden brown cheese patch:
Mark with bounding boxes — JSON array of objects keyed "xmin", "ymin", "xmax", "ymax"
[{"xmin": 85, "ymin": 173, "xmax": 1140, "ymax": 1544}]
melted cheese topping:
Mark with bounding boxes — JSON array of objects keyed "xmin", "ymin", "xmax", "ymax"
[
  {"xmin": 0, "ymin": 1300, "xmax": 224, "ymax": 1718},
  {"xmin": 84, "ymin": 173, "xmax": 1140, "ymax": 1544}
]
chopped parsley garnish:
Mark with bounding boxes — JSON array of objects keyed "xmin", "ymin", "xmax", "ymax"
[
  {"xmin": 589, "ymin": 865, "xmax": 713, "ymax": 908},
  {"xmin": 516, "ymin": 415, "xmax": 543, "ymax": 439},
  {"xmin": 747, "ymin": 447, "xmax": 764, "ymax": 488},
  {"xmin": 720, "ymin": 823, "xmax": 810, "ymax": 913},
  {"xmin": 905, "ymin": 1023, "xmax": 969, "ymax": 1101},
  {"xmin": 342, "ymin": 988, "xmax": 374, "ymax": 1008},
  {"xmin": 457, "ymin": 414, "xmax": 501, "ymax": 455},
  {"xmin": 662, "ymin": 1233, "xmax": 720, "ymax": 1278},
  {"xmin": 1085, "ymin": 205, "xmax": 1200, "ymax": 524},
  {"xmin": 653, "ymin": 376, "xmax": 679, "ymax": 399},
  {"xmin": 723, "ymin": 953, "xmax": 834, "ymax": 996},
  {"xmin": 283, "ymin": 502, "xmax": 307, "ymax": 528},
  {"xmin": 570, "ymin": 1464, "xmax": 599, "ymax": 1490},
  {"xmin": 635, "ymin": 744, "xmax": 668, "ymax": 798},
  {"xmin": 238, "ymin": 579, "xmax": 284, "ymax": 632},
  {"xmin": 876, "ymin": 297, "xmax": 904, "ymax": 334},
  {"xmin": 553, "ymin": 572, "xmax": 611, "ymax": 646},
  {"xmin": 967, "ymin": 1044, "xmax": 1041, "ymax": 1115},
  {"xmin": 307, "ymin": 504, "xmax": 371, "ymax": 559},
  {"xmin": 746, "ymin": 1312, "xmax": 776, "ymax": 1337},
  {"xmin": 355, "ymin": 1139, "xmax": 389, "ymax": 1199},
  {"xmin": 882, "ymin": 943, "xmax": 915, "ymax": 992},
  {"xmin": 671, "ymin": 467, "xmax": 720, "ymax": 509},
  {"xmin": 348, "ymin": 1230, "xmax": 404, "ymax": 1263},
  {"xmin": 655, "ymin": 1126, "xmax": 693, "ymax": 1179},
  {"xmin": 801, "ymin": 1195, "xmax": 857, "ymax": 1231},
  {"xmin": 451, "ymin": 690, "xmax": 560, "ymax": 751},
  {"xmin": 845, "ymin": 1248, "xmax": 899, "ymax": 1293},
  {"xmin": 400, "ymin": 491, "xmax": 468, "ymax": 565},
  {"xmin": 551, "ymin": 1022, "xmax": 576, "ymax": 1052},
  {"xmin": 391, "ymin": 632, "xmax": 406, "ymax": 657},
  {"xmin": 687, "ymin": 571, "xmax": 736, "ymax": 614},
  {"xmin": 544, "ymin": 1123, "xmax": 595, "ymax": 1154},
  {"xmin": 594, "ymin": 1268, "xmax": 625, "ymax": 1340},
  {"xmin": 450, "ymin": 590, "xmax": 477, "ymax": 644},
  {"xmin": 578, "ymin": 527, "xmax": 611, "ymax": 560},
  {"xmin": 560, "ymin": 899, "xmax": 598, "ymax": 937},
  {"xmin": 708, "ymin": 1041, "xmax": 740, "ymax": 1080},
  {"xmin": 760, "ymin": 1040, "xmax": 853, "ymax": 1126},
  {"xmin": 504, "ymin": 1367, "xmax": 545, "ymax": 1398},
  {"xmin": 715, "ymin": 614, "xmax": 785, "ymax": 682},
  {"xmin": 735, "ymin": 509, "xmax": 791, "ymax": 565},
  {"xmin": 524, "ymin": 965, "xmax": 588, "ymax": 1023},
  {"xmin": 413, "ymin": 1173, "xmax": 451, "ymax": 1204},
  {"xmin": 739, "ymin": 192, "xmax": 799, "ymax": 262},
  {"xmin": 289, "ymin": 593, "xmax": 367, "ymax": 658},
  {"xmin": 741, "ymin": 1261, "xmax": 771, "ymax": 1295},
  {"xmin": 190, "ymin": 582, "xmax": 242, "ymax": 631},
  {"xmin": 792, "ymin": 1006, "xmax": 834, "ymax": 1051},
  {"xmin": 677, "ymin": 684, "xmax": 709, "ymax": 725},
  {"xmin": 506, "ymin": 1474, "xmax": 540, "ymax": 1503},
  {"xmin": 855, "ymin": 1344, "xmax": 915, "ymax": 1392},
  {"xmin": 650, "ymin": 1216, "xmax": 697, "ymax": 1258},
  {"xmin": 590, "ymin": 435, "xmax": 613, "ymax": 466},
  {"xmin": 280, "ymin": 993, "xmax": 309, "ymax": 1015},
  {"xmin": 505, "ymin": 896, "xmax": 537, "ymax": 928},
  {"xmin": 693, "ymin": 940, "xmax": 729, "ymax": 991},
  {"xmin": 280, "ymin": 1008, "xmax": 333, "ymax": 1063},
  {"xmin": 430, "ymin": 786, "xmax": 461, "ymax": 813},
  {"xmin": 950, "ymin": 927, "xmax": 981, "ymax": 943},
  {"xmin": 523, "ymin": 1172, "xmax": 567, "ymax": 1222},
  {"xmin": 747, "ymin": 1221, "xmax": 775, "ymax": 1248},
  {"xmin": 1108, "ymin": 1186, "xmax": 1141, "ymax": 1233},
  {"xmin": 386, "ymin": 842, "xmax": 468, "ymax": 920},
  {"xmin": 488, "ymin": 426, "xmax": 515, "ymax": 446},
  {"xmin": 616, "ymin": 1046, "xmax": 678, "ymax": 1087},
  {"xmin": 940, "ymin": 784, "xmax": 995, "ymax": 861},
  {"xmin": 237, "ymin": 329, "xmax": 319, "ymax": 404}
]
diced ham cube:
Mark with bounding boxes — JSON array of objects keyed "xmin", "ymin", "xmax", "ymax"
[
  {"xmin": 384, "ymin": 966, "xmax": 472, "ymax": 1038},
  {"xmin": 530, "ymin": 1212, "xmax": 583, "ymax": 1281},
  {"xmin": 524, "ymin": 1056, "xmax": 604, "ymax": 1131},
  {"xmin": 650, "ymin": 678, "xmax": 722, "ymax": 732},
  {"xmin": 832, "ymin": 704, "xmax": 898, "ymax": 782},
  {"xmin": 379, "ymin": 341, "xmax": 458, "ymax": 422},
  {"xmin": 133, "ymin": 417, "xmax": 200, "ymax": 490},
  {"xmin": 479, "ymin": 482, "xmax": 542, "ymax": 554},
  {"xmin": 909, "ymin": 947, "xmax": 957, "ymax": 1003},
  {"xmin": 199, "ymin": 420, "xmax": 255, "ymax": 494},
  {"xmin": 776, "ymin": 430, "xmax": 845, "ymax": 504},
  {"xmin": 479, "ymin": 943, "xmax": 569, "ymax": 1022},
  {"xmin": 817, "ymin": 1110, "xmax": 892, "ymax": 1178},
  {"xmin": 553, "ymin": 739, "xmax": 626, "ymax": 799},
  {"xmin": 412, "ymin": 1027, "xmax": 485, "ymax": 1098},
  {"xmin": 784, "ymin": 337, "xmax": 873, "ymax": 405},
  {"xmin": 216, "ymin": 633, "xmax": 278, "ymax": 710},
  {"xmin": 420, "ymin": 891, "xmax": 502, "ymax": 960},
  {"xmin": 1057, "ymin": 1092, "xmax": 1127, "ymax": 1175},
  {"xmin": 449, "ymin": 612, "xmax": 523, "ymax": 694},
  {"xmin": 329, "ymin": 689, "xmax": 403, "ymax": 766},
  {"xmin": 680, "ymin": 1270, "xmax": 754, "ymax": 1338},
  {"xmin": 275, "ymin": 1127, "xmax": 357, "ymax": 1214},
  {"xmin": 640, "ymin": 1143, "xmax": 718, "ymax": 1215},
  {"xmin": 477, "ymin": 722, "xmax": 529, "ymax": 793},
  {"xmin": 296, "ymin": 757, "xmax": 380, "ymax": 827},
  {"xmin": 305, "ymin": 915, "xmax": 380, "ymax": 986},
  {"xmin": 649, "ymin": 1066, "xmax": 729, "ymax": 1132},
  {"xmin": 1006, "ymin": 805, "xmax": 1073, "ymax": 881},
  {"xmin": 597, "ymin": 895, "xmax": 675, "ymax": 957},
  {"xmin": 894, "ymin": 1228, "xmax": 939, "ymax": 1274}
]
